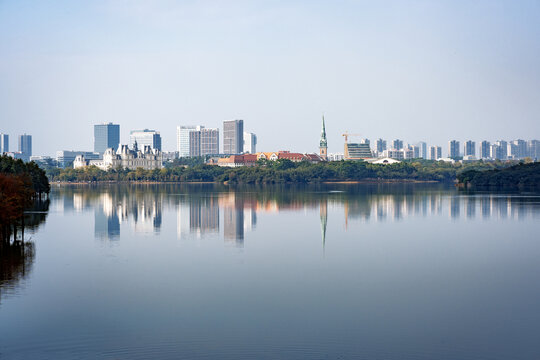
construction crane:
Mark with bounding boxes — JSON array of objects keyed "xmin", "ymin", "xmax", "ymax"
[
  {"xmin": 342, "ymin": 133, "xmax": 362, "ymax": 159},
  {"xmin": 341, "ymin": 133, "xmax": 362, "ymax": 143}
]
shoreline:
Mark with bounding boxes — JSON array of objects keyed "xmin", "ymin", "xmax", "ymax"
[{"xmin": 52, "ymin": 178, "xmax": 447, "ymax": 186}]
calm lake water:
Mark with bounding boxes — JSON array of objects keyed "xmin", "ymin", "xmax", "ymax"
[{"xmin": 1, "ymin": 183, "xmax": 540, "ymax": 359}]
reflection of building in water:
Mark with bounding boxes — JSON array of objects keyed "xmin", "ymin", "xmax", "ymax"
[
  {"xmin": 450, "ymin": 197, "xmax": 460, "ymax": 219},
  {"xmin": 320, "ymin": 200, "xmax": 327, "ymax": 249},
  {"xmin": 190, "ymin": 196, "xmax": 219, "ymax": 235},
  {"xmin": 224, "ymin": 199, "xmax": 244, "ymax": 246},
  {"xmin": 95, "ymin": 193, "xmax": 120, "ymax": 240},
  {"xmin": 243, "ymin": 207, "xmax": 257, "ymax": 231}
]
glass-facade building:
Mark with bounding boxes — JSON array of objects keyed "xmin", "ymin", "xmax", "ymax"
[
  {"xmin": 18, "ymin": 134, "xmax": 32, "ymax": 161},
  {"xmin": 129, "ymin": 129, "xmax": 162, "ymax": 151},
  {"xmin": 94, "ymin": 123, "xmax": 120, "ymax": 154},
  {"xmin": 0, "ymin": 133, "xmax": 8, "ymax": 153}
]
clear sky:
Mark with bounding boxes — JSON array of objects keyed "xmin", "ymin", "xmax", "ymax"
[{"xmin": 1, "ymin": 0, "xmax": 539, "ymax": 156}]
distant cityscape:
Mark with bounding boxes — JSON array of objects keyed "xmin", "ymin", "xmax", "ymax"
[{"xmin": 1, "ymin": 117, "xmax": 539, "ymax": 170}]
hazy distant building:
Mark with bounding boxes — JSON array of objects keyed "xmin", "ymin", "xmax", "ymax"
[
  {"xmin": 0, "ymin": 133, "xmax": 8, "ymax": 153},
  {"xmin": 429, "ymin": 146, "xmax": 442, "ymax": 160},
  {"xmin": 319, "ymin": 116, "xmax": 327, "ymax": 160},
  {"xmin": 223, "ymin": 120, "xmax": 244, "ymax": 154},
  {"xmin": 391, "ymin": 139, "xmax": 403, "ymax": 150},
  {"xmin": 244, "ymin": 132, "xmax": 257, "ymax": 154},
  {"xmin": 494, "ymin": 140, "xmax": 507, "ymax": 159},
  {"xmin": 509, "ymin": 139, "xmax": 527, "ymax": 159},
  {"xmin": 529, "ymin": 140, "xmax": 540, "ymax": 160},
  {"xmin": 94, "ymin": 123, "xmax": 120, "ymax": 154},
  {"xmin": 448, "ymin": 140, "xmax": 460, "ymax": 159},
  {"xmin": 481, "ymin": 141, "xmax": 490, "ymax": 159},
  {"xmin": 464, "ymin": 140, "xmax": 475, "ymax": 157},
  {"xmin": 129, "ymin": 129, "xmax": 162, "ymax": 151},
  {"xmin": 417, "ymin": 141, "xmax": 427, "ymax": 159},
  {"xmin": 18, "ymin": 134, "xmax": 32, "ymax": 161},
  {"xmin": 385, "ymin": 148, "xmax": 413, "ymax": 160},
  {"xmin": 57, "ymin": 150, "xmax": 100, "ymax": 168},
  {"xmin": 376, "ymin": 138, "xmax": 387, "ymax": 155}
]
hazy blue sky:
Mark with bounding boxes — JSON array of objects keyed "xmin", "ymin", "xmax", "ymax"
[{"xmin": 1, "ymin": 0, "xmax": 539, "ymax": 156}]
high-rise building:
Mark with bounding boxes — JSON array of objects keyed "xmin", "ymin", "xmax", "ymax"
[
  {"xmin": 417, "ymin": 141, "xmax": 427, "ymax": 159},
  {"xmin": 223, "ymin": 120, "xmax": 244, "ymax": 154},
  {"xmin": 56, "ymin": 150, "xmax": 100, "ymax": 168},
  {"xmin": 464, "ymin": 140, "xmax": 475, "ymax": 157},
  {"xmin": 528, "ymin": 140, "xmax": 540, "ymax": 160},
  {"xmin": 481, "ymin": 141, "xmax": 490, "ymax": 159},
  {"xmin": 186, "ymin": 126, "xmax": 219, "ymax": 157},
  {"xmin": 495, "ymin": 140, "xmax": 507, "ymax": 159},
  {"xmin": 129, "ymin": 129, "xmax": 162, "ymax": 151},
  {"xmin": 200, "ymin": 128, "xmax": 219, "ymax": 156},
  {"xmin": 509, "ymin": 139, "xmax": 527, "ymax": 159},
  {"xmin": 410, "ymin": 145, "xmax": 420, "ymax": 158},
  {"xmin": 18, "ymin": 134, "xmax": 32, "ymax": 161},
  {"xmin": 244, "ymin": 132, "xmax": 257, "ymax": 154},
  {"xmin": 429, "ymin": 146, "xmax": 442, "ymax": 160},
  {"xmin": 391, "ymin": 139, "xmax": 403, "ymax": 150},
  {"xmin": 0, "ymin": 133, "xmax": 8, "ymax": 153},
  {"xmin": 94, "ymin": 123, "xmax": 120, "ymax": 154},
  {"xmin": 319, "ymin": 116, "xmax": 327, "ymax": 160},
  {"xmin": 448, "ymin": 140, "xmax": 460, "ymax": 159},
  {"xmin": 177, "ymin": 126, "xmax": 199, "ymax": 157},
  {"xmin": 189, "ymin": 130, "xmax": 201, "ymax": 157},
  {"xmin": 376, "ymin": 138, "xmax": 387, "ymax": 155}
]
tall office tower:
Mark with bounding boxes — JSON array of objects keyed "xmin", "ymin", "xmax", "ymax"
[
  {"xmin": 464, "ymin": 140, "xmax": 476, "ymax": 157},
  {"xmin": 18, "ymin": 134, "xmax": 32, "ymax": 161},
  {"xmin": 376, "ymin": 138, "xmax": 387, "ymax": 154},
  {"xmin": 448, "ymin": 140, "xmax": 460, "ymax": 158},
  {"xmin": 528, "ymin": 140, "xmax": 539, "ymax": 159},
  {"xmin": 509, "ymin": 139, "xmax": 528, "ymax": 159},
  {"xmin": 490, "ymin": 143, "xmax": 505, "ymax": 159},
  {"xmin": 129, "ymin": 129, "xmax": 162, "ymax": 151},
  {"xmin": 528, "ymin": 140, "xmax": 540, "ymax": 160},
  {"xmin": 94, "ymin": 123, "xmax": 120, "ymax": 154},
  {"xmin": 189, "ymin": 130, "xmax": 201, "ymax": 157},
  {"xmin": 223, "ymin": 119, "xmax": 244, "ymax": 154},
  {"xmin": 0, "ymin": 133, "xmax": 8, "ymax": 153},
  {"xmin": 429, "ymin": 146, "xmax": 442, "ymax": 160},
  {"xmin": 391, "ymin": 139, "xmax": 403, "ymax": 150},
  {"xmin": 417, "ymin": 141, "xmax": 427, "ymax": 159},
  {"xmin": 177, "ymin": 125, "xmax": 199, "ymax": 157},
  {"xmin": 410, "ymin": 145, "xmax": 420, "ymax": 158},
  {"xmin": 200, "ymin": 128, "xmax": 219, "ymax": 156},
  {"xmin": 244, "ymin": 132, "xmax": 257, "ymax": 154},
  {"xmin": 481, "ymin": 141, "xmax": 491, "ymax": 159},
  {"xmin": 495, "ymin": 140, "xmax": 507, "ymax": 159}
]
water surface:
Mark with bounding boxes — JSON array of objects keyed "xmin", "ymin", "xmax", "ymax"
[{"xmin": 1, "ymin": 183, "xmax": 540, "ymax": 359}]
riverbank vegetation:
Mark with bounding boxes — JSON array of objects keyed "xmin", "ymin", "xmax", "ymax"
[
  {"xmin": 457, "ymin": 162, "xmax": 540, "ymax": 189},
  {"xmin": 0, "ymin": 155, "xmax": 50, "ymax": 242},
  {"xmin": 47, "ymin": 158, "xmax": 516, "ymax": 184}
]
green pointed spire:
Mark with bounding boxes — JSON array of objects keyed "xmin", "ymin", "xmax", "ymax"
[{"xmin": 320, "ymin": 115, "xmax": 327, "ymax": 147}]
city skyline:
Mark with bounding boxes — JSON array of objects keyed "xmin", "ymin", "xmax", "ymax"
[{"xmin": 1, "ymin": 1, "xmax": 539, "ymax": 155}]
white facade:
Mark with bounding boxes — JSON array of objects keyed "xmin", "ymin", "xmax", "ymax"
[
  {"xmin": 129, "ymin": 129, "xmax": 161, "ymax": 151},
  {"xmin": 74, "ymin": 145, "xmax": 162, "ymax": 171},
  {"xmin": 243, "ymin": 132, "xmax": 257, "ymax": 153},
  {"xmin": 177, "ymin": 126, "xmax": 200, "ymax": 157}
]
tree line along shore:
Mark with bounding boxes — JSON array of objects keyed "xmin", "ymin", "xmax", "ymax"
[
  {"xmin": 0, "ymin": 155, "xmax": 50, "ymax": 242},
  {"xmin": 42, "ymin": 157, "xmax": 537, "ymax": 186}
]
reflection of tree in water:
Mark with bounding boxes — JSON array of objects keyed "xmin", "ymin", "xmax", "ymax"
[
  {"xmin": 0, "ymin": 240, "xmax": 35, "ymax": 301},
  {"xmin": 0, "ymin": 199, "xmax": 49, "ymax": 303}
]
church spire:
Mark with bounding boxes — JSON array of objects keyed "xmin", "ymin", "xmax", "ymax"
[{"xmin": 319, "ymin": 114, "xmax": 328, "ymax": 160}]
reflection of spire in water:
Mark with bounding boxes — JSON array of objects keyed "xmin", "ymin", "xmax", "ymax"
[{"xmin": 320, "ymin": 200, "xmax": 328, "ymax": 250}]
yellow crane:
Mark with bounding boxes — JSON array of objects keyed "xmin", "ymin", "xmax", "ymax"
[{"xmin": 342, "ymin": 133, "xmax": 362, "ymax": 159}]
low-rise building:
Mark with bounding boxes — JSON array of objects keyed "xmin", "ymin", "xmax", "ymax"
[
  {"xmin": 216, "ymin": 154, "xmax": 258, "ymax": 167},
  {"xmin": 74, "ymin": 144, "xmax": 162, "ymax": 171}
]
